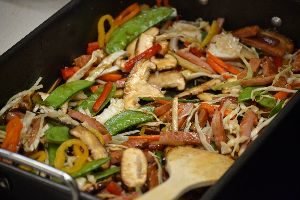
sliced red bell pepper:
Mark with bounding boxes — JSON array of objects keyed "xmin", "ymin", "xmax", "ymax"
[
  {"xmin": 124, "ymin": 43, "xmax": 162, "ymax": 72},
  {"xmin": 106, "ymin": 181, "xmax": 123, "ymax": 196},
  {"xmin": 98, "ymin": 73, "xmax": 123, "ymax": 82},
  {"xmin": 272, "ymin": 56, "xmax": 283, "ymax": 70},
  {"xmin": 92, "ymin": 82, "xmax": 113, "ymax": 112},
  {"xmin": 61, "ymin": 67, "xmax": 80, "ymax": 80},
  {"xmin": 86, "ymin": 42, "xmax": 99, "ymax": 55},
  {"xmin": 1, "ymin": 116, "xmax": 23, "ymax": 152}
]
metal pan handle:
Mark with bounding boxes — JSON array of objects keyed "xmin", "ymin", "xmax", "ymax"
[{"xmin": 0, "ymin": 149, "xmax": 79, "ymax": 200}]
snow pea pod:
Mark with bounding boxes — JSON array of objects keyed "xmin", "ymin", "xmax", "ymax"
[
  {"xmin": 44, "ymin": 80, "xmax": 94, "ymax": 109},
  {"xmin": 77, "ymin": 84, "xmax": 116, "ymax": 116},
  {"xmin": 104, "ymin": 107, "xmax": 154, "ymax": 135},
  {"xmin": 94, "ymin": 166, "xmax": 120, "ymax": 181},
  {"xmin": 45, "ymin": 125, "xmax": 70, "ymax": 144},
  {"xmin": 106, "ymin": 7, "xmax": 175, "ymax": 54},
  {"xmin": 71, "ymin": 157, "xmax": 110, "ymax": 178}
]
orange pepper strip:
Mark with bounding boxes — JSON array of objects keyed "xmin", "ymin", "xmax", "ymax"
[
  {"xmin": 114, "ymin": 3, "xmax": 141, "ymax": 26},
  {"xmin": 274, "ymin": 85, "xmax": 291, "ymax": 100},
  {"xmin": 207, "ymin": 52, "xmax": 241, "ymax": 75},
  {"xmin": 98, "ymin": 73, "xmax": 123, "ymax": 82},
  {"xmin": 1, "ymin": 116, "xmax": 23, "ymax": 152},
  {"xmin": 93, "ymin": 82, "xmax": 113, "ymax": 112}
]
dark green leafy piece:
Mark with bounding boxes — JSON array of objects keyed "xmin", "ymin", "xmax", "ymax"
[
  {"xmin": 71, "ymin": 157, "xmax": 110, "ymax": 178},
  {"xmin": 104, "ymin": 107, "xmax": 155, "ymax": 135},
  {"xmin": 106, "ymin": 7, "xmax": 175, "ymax": 54},
  {"xmin": 94, "ymin": 166, "xmax": 120, "ymax": 181},
  {"xmin": 44, "ymin": 80, "xmax": 94, "ymax": 109}
]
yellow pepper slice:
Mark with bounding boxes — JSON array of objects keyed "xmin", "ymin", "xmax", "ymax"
[
  {"xmin": 30, "ymin": 151, "xmax": 47, "ymax": 162},
  {"xmin": 54, "ymin": 139, "xmax": 89, "ymax": 174},
  {"xmin": 200, "ymin": 20, "xmax": 219, "ymax": 48},
  {"xmin": 98, "ymin": 14, "xmax": 114, "ymax": 48}
]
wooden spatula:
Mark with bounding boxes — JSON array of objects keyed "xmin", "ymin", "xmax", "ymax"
[{"xmin": 138, "ymin": 146, "xmax": 234, "ymax": 200}]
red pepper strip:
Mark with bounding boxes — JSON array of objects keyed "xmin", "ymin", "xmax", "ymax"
[
  {"xmin": 106, "ymin": 181, "xmax": 123, "ymax": 196},
  {"xmin": 86, "ymin": 42, "xmax": 99, "ymax": 55},
  {"xmin": 207, "ymin": 52, "xmax": 241, "ymax": 75},
  {"xmin": 93, "ymin": 82, "xmax": 113, "ymax": 112},
  {"xmin": 272, "ymin": 56, "xmax": 283, "ymax": 70},
  {"xmin": 98, "ymin": 73, "xmax": 123, "ymax": 82},
  {"xmin": 128, "ymin": 135, "xmax": 161, "ymax": 141},
  {"xmin": 1, "ymin": 116, "xmax": 23, "ymax": 152},
  {"xmin": 156, "ymin": 0, "xmax": 170, "ymax": 6},
  {"xmin": 124, "ymin": 44, "xmax": 162, "ymax": 72},
  {"xmin": 114, "ymin": 3, "xmax": 141, "ymax": 26},
  {"xmin": 206, "ymin": 58, "xmax": 232, "ymax": 79},
  {"xmin": 61, "ymin": 66, "xmax": 80, "ymax": 80},
  {"xmin": 189, "ymin": 47, "xmax": 204, "ymax": 57}
]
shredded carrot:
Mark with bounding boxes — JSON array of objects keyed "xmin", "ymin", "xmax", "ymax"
[
  {"xmin": 207, "ymin": 52, "xmax": 241, "ymax": 75},
  {"xmin": 114, "ymin": 3, "xmax": 140, "ymax": 26},
  {"xmin": 93, "ymin": 82, "xmax": 113, "ymax": 112},
  {"xmin": 274, "ymin": 85, "xmax": 291, "ymax": 100},
  {"xmin": 200, "ymin": 103, "xmax": 231, "ymax": 116},
  {"xmin": 154, "ymin": 103, "xmax": 172, "ymax": 116},
  {"xmin": 128, "ymin": 135, "xmax": 161, "ymax": 141},
  {"xmin": 98, "ymin": 73, "xmax": 123, "ymax": 82}
]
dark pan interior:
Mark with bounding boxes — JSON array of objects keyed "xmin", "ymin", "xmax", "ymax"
[{"xmin": 0, "ymin": 0, "xmax": 300, "ymax": 199}]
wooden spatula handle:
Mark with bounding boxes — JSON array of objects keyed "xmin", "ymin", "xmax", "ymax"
[{"xmin": 137, "ymin": 178, "xmax": 183, "ymax": 200}]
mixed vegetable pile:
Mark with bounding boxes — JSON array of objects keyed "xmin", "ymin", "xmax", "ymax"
[{"xmin": 1, "ymin": 1, "xmax": 300, "ymax": 199}]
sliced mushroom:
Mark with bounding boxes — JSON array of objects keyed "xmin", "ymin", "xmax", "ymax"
[
  {"xmin": 121, "ymin": 148, "xmax": 147, "ymax": 188},
  {"xmin": 148, "ymin": 71, "xmax": 185, "ymax": 90},
  {"xmin": 124, "ymin": 60, "xmax": 164, "ymax": 109},
  {"xmin": 136, "ymin": 27, "xmax": 159, "ymax": 55},
  {"xmin": 126, "ymin": 38, "xmax": 138, "ymax": 58},
  {"xmin": 151, "ymin": 53, "xmax": 177, "ymax": 71},
  {"xmin": 70, "ymin": 126, "xmax": 108, "ymax": 164},
  {"xmin": 177, "ymin": 79, "xmax": 221, "ymax": 97}
]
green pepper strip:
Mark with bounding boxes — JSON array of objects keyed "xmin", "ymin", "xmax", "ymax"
[
  {"xmin": 139, "ymin": 97, "xmax": 199, "ymax": 103},
  {"xmin": 77, "ymin": 84, "xmax": 116, "ymax": 116},
  {"xmin": 45, "ymin": 125, "xmax": 70, "ymax": 144},
  {"xmin": 44, "ymin": 80, "xmax": 94, "ymax": 109},
  {"xmin": 48, "ymin": 143, "xmax": 59, "ymax": 166},
  {"xmin": 94, "ymin": 166, "xmax": 120, "ymax": 181},
  {"xmin": 104, "ymin": 107, "xmax": 155, "ymax": 135},
  {"xmin": 238, "ymin": 87, "xmax": 277, "ymax": 109},
  {"xmin": 106, "ymin": 7, "xmax": 175, "ymax": 54},
  {"xmin": 71, "ymin": 157, "xmax": 110, "ymax": 178}
]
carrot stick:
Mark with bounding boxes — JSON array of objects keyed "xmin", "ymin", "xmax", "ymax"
[
  {"xmin": 207, "ymin": 52, "xmax": 241, "ymax": 75},
  {"xmin": 1, "ymin": 116, "xmax": 23, "ymax": 152},
  {"xmin": 274, "ymin": 85, "xmax": 291, "ymax": 100},
  {"xmin": 200, "ymin": 103, "xmax": 215, "ymax": 115},
  {"xmin": 206, "ymin": 58, "xmax": 231, "ymax": 79},
  {"xmin": 98, "ymin": 73, "xmax": 123, "ymax": 82},
  {"xmin": 128, "ymin": 135, "xmax": 161, "ymax": 141},
  {"xmin": 155, "ymin": 103, "xmax": 172, "ymax": 116},
  {"xmin": 93, "ymin": 82, "xmax": 113, "ymax": 112}
]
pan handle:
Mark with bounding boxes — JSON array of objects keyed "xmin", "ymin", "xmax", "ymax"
[{"xmin": 0, "ymin": 149, "xmax": 79, "ymax": 200}]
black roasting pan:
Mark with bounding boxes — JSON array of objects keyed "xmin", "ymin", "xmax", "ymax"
[{"xmin": 1, "ymin": 0, "xmax": 300, "ymax": 199}]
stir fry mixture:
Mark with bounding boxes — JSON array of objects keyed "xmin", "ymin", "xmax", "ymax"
[{"xmin": 1, "ymin": 2, "xmax": 300, "ymax": 199}]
